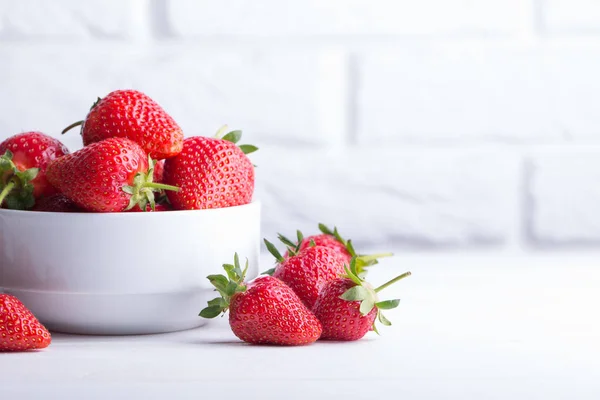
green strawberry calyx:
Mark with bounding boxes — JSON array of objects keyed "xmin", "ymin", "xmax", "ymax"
[
  {"xmin": 199, "ymin": 253, "xmax": 249, "ymax": 318},
  {"xmin": 61, "ymin": 97, "xmax": 103, "ymax": 135},
  {"xmin": 214, "ymin": 125, "xmax": 259, "ymax": 155},
  {"xmin": 318, "ymin": 223, "xmax": 393, "ymax": 277},
  {"xmin": 261, "ymin": 230, "xmax": 305, "ymax": 275},
  {"xmin": 0, "ymin": 150, "xmax": 39, "ymax": 210},
  {"xmin": 340, "ymin": 257, "xmax": 411, "ymax": 334},
  {"xmin": 122, "ymin": 156, "xmax": 180, "ymax": 211}
]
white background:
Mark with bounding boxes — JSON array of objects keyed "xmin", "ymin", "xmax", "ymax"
[{"xmin": 2, "ymin": 0, "xmax": 600, "ymax": 253}]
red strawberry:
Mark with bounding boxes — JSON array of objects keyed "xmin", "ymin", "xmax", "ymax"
[
  {"xmin": 200, "ymin": 254, "xmax": 321, "ymax": 346},
  {"xmin": 284, "ymin": 224, "xmax": 393, "ymax": 277},
  {"xmin": 312, "ymin": 259, "xmax": 411, "ymax": 341},
  {"xmin": 264, "ymin": 235, "xmax": 347, "ymax": 309},
  {"xmin": 0, "ymin": 294, "xmax": 51, "ymax": 351},
  {"xmin": 0, "ymin": 132, "xmax": 69, "ymax": 209},
  {"xmin": 153, "ymin": 159, "xmax": 165, "ymax": 183},
  {"xmin": 163, "ymin": 128, "xmax": 257, "ymax": 210},
  {"xmin": 62, "ymin": 90, "xmax": 183, "ymax": 160},
  {"xmin": 32, "ymin": 194, "xmax": 82, "ymax": 213},
  {"xmin": 46, "ymin": 137, "xmax": 179, "ymax": 213}
]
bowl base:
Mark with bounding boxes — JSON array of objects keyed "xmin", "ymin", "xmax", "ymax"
[{"xmin": 3, "ymin": 287, "xmax": 212, "ymax": 335}]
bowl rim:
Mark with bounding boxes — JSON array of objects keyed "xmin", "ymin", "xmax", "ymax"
[{"xmin": 0, "ymin": 200, "xmax": 260, "ymax": 218}]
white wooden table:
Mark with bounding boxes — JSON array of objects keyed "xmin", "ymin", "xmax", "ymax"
[{"xmin": 2, "ymin": 253, "xmax": 600, "ymax": 399}]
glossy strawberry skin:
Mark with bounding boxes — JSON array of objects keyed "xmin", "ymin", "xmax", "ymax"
[
  {"xmin": 0, "ymin": 294, "xmax": 51, "ymax": 351},
  {"xmin": 81, "ymin": 90, "xmax": 183, "ymax": 160},
  {"xmin": 164, "ymin": 136, "xmax": 254, "ymax": 210},
  {"xmin": 229, "ymin": 276, "xmax": 322, "ymax": 346},
  {"xmin": 32, "ymin": 194, "xmax": 82, "ymax": 213},
  {"xmin": 297, "ymin": 234, "xmax": 352, "ymax": 264},
  {"xmin": 153, "ymin": 159, "xmax": 165, "ymax": 183},
  {"xmin": 0, "ymin": 132, "xmax": 69, "ymax": 198},
  {"xmin": 46, "ymin": 138, "xmax": 149, "ymax": 212},
  {"xmin": 273, "ymin": 246, "xmax": 347, "ymax": 309},
  {"xmin": 312, "ymin": 278, "xmax": 377, "ymax": 341}
]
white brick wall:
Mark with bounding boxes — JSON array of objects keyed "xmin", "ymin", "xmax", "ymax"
[
  {"xmin": 528, "ymin": 148, "xmax": 600, "ymax": 245},
  {"xmin": 166, "ymin": 0, "xmax": 527, "ymax": 36},
  {"xmin": 0, "ymin": 0, "xmax": 132, "ymax": 39},
  {"xmin": 1, "ymin": 0, "xmax": 600, "ymax": 252}
]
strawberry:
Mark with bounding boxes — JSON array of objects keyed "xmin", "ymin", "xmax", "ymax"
[
  {"xmin": 62, "ymin": 90, "xmax": 184, "ymax": 160},
  {"xmin": 200, "ymin": 254, "xmax": 322, "ymax": 346},
  {"xmin": 46, "ymin": 137, "xmax": 179, "ymax": 213},
  {"xmin": 0, "ymin": 294, "xmax": 51, "ymax": 351},
  {"xmin": 0, "ymin": 132, "xmax": 69, "ymax": 209},
  {"xmin": 163, "ymin": 127, "xmax": 257, "ymax": 210},
  {"xmin": 264, "ymin": 234, "xmax": 348, "ymax": 309},
  {"xmin": 312, "ymin": 258, "xmax": 411, "ymax": 341},
  {"xmin": 283, "ymin": 224, "xmax": 393, "ymax": 277},
  {"xmin": 153, "ymin": 159, "xmax": 165, "ymax": 183},
  {"xmin": 32, "ymin": 194, "xmax": 82, "ymax": 213}
]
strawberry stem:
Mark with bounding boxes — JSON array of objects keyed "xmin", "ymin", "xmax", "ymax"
[
  {"xmin": 358, "ymin": 252, "xmax": 394, "ymax": 263},
  {"xmin": 0, "ymin": 180, "xmax": 15, "ymax": 206},
  {"xmin": 143, "ymin": 182, "xmax": 180, "ymax": 192},
  {"xmin": 374, "ymin": 271, "xmax": 412, "ymax": 293},
  {"xmin": 62, "ymin": 120, "xmax": 84, "ymax": 135}
]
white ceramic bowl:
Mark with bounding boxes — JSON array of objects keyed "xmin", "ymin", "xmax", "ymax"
[{"xmin": 0, "ymin": 202, "xmax": 260, "ymax": 335}]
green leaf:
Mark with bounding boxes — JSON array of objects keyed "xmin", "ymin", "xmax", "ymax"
[
  {"xmin": 223, "ymin": 264, "xmax": 236, "ymax": 280},
  {"xmin": 233, "ymin": 253, "xmax": 243, "ymax": 277},
  {"xmin": 239, "ymin": 144, "xmax": 258, "ymax": 155},
  {"xmin": 359, "ymin": 298, "xmax": 375, "ymax": 316},
  {"xmin": 222, "ymin": 130, "xmax": 242, "ymax": 144},
  {"xmin": 340, "ymin": 285, "xmax": 369, "ymax": 302},
  {"xmin": 309, "ymin": 239, "xmax": 316, "ymax": 247},
  {"xmin": 318, "ymin": 223, "xmax": 333, "ymax": 235},
  {"xmin": 349, "ymin": 257, "xmax": 359, "ymax": 278},
  {"xmin": 376, "ymin": 299, "xmax": 400, "ymax": 310},
  {"xmin": 241, "ymin": 258, "xmax": 249, "ymax": 280},
  {"xmin": 296, "ymin": 230, "xmax": 304, "ymax": 246},
  {"xmin": 214, "ymin": 124, "xmax": 229, "ymax": 138},
  {"xmin": 262, "ymin": 267, "xmax": 276, "ymax": 276},
  {"xmin": 264, "ymin": 239, "xmax": 284, "ymax": 263},
  {"xmin": 18, "ymin": 167, "xmax": 39, "ymax": 182},
  {"xmin": 225, "ymin": 281, "xmax": 238, "ymax": 297},
  {"xmin": 346, "ymin": 240, "xmax": 357, "ymax": 257},
  {"xmin": 332, "ymin": 227, "xmax": 346, "ymax": 245},
  {"xmin": 207, "ymin": 297, "xmax": 226, "ymax": 308},
  {"xmin": 344, "ymin": 264, "xmax": 362, "ymax": 286},
  {"xmin": 378, "ymin": 312, "xmax": 392, "ymax": 326},
  {"xmin": 199, "ymin": 305, "xmax": 223, "ymax": 319},
  {"xmin": 277, "ymin": 233, "xmax": 296, "ymax": 248},
  {"xmin": 372, "ymin": 322, "xmax": 381, "ymax": 335},
  {"xmin": 207, "ymin": 274, "xmax": 229, "ymax": 293},
  {"xmin": 1, "ymin": 149, "xmax": 13, "ymax": 160}
]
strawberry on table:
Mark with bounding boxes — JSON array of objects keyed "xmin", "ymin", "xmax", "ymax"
[
  {"xmin": 0, "ymin": 294, "xmax": 51, "ymax": 352},
  {"xmin": 0, "ymin": 132, "xmax": 69, "ymax": 209},
  {"xmin": 62, "ymin": 90, "xmax": 184, "ymax": 160},
  {"xmin": 200, "ymin": 254, "xmax": 322, "ymax": 346},
  {"xmin": 46, "ymin": 137, "xmax": 179, "ymax": 213},
  {"xmin": 312, "ymin": 258, "xmax": 411, "ymax": 341},
  {"xmin": 264, "ymin": 233, "xmax": 348, "ymax": 309},
  {"xmin": 163, "ymin": 127, "xmax": 257, "ymax": 210}
]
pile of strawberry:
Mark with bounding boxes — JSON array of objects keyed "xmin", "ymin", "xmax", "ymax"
[
  {"xmin": 0, "ymin": 89, "xmax": 256, "ymax": 212},
  {"xmin": 201, "ymin": 224, "xmax": 411, "ymax": 345}
]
